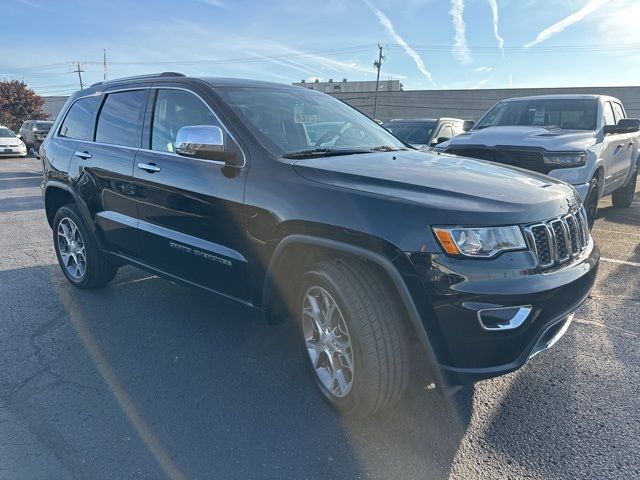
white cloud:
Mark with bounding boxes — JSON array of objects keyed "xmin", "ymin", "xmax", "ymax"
[
  {"xmin": 449, "ymin": 0, "xmax": 471, "ymax": 64},
  {"xmin": 471, "ymin": 78, "xmax": 491, "ymax": 89},
  {"xmin": 486, "ymin": 0, "xmax": 505, "ymax": 57},
  {"xmin": 197, "ymin": 0, "xmax": 225, "ymax": 6},
  {"xmin": 475, "ymin": 66, "xmax": 493, "ymax": 72},
  {"xmin": 363, "ymin": 0, "xmax": 434, "ymax": 84},
  {"xmin": 525, "ymin": 0, "xmax": 614, "ymax": 48}
]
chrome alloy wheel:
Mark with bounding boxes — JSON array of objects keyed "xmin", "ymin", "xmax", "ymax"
[
  {"xmin": 57, "ymin": 217, "xmax": 87, "ymax": 280},
  {"xmin": 302, "ymin": 286, "xmax": 354, "ymax": 398}
]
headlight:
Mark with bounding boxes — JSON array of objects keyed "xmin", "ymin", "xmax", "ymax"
[
  {"xmin": 542, "ymin": 152, "xmax": 586, "ymax": 168},
  {"xmin": 433, "ymin": 225, "xmax": 526, "ymax": 257}
]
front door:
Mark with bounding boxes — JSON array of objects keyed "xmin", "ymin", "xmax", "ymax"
[{"xmin": 133, "ymin": 86, "xmax": 250, "ymax": 301}]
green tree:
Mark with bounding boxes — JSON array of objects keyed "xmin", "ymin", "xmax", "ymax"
[{"xmin": 0, "ymin": 80, "xmax": 48, "ymax": 132}]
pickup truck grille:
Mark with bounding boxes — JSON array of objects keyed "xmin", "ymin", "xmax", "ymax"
[
  {"xmin": 445, "ymin": 146, "xmax": 552, "ymax": 174},
  {"xmin": 525, "ymin": 206, "xmax": 590, "ymax": 269}
]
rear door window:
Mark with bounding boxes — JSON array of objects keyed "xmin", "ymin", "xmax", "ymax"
[
  {"xmin": 612, "ymin": 102, "xmax": 625, "ymax": 123},
  {"xmin": 603, "ymin": 102, "xmax": 616, "ymax": 126},
  {"xmin": 95, "ymin": 90, "xmax": 147, "ymax": 147},
  {"xmin": 58, "ymin": 96, "xmax": 99, "ymax": 140}
]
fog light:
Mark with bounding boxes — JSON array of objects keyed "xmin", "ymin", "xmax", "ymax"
[{"xmin": 477, "ymin": 305, "xmax": 532, "ymax": 331}]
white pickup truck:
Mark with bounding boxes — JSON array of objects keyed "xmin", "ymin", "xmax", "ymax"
[{"xmin": 439, "ymin": 94, "xmax": 640, "ymax": 227}]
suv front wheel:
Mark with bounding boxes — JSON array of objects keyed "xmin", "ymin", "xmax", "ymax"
[
  {"xmin": 298, "ymin": 259, "xmax": 410, "ymax": 418},
  {"xmin": 53, "ymin": 204, "xmax": 118, "ymax": 289}
]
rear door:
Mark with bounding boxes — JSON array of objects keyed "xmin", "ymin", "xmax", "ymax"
[
  {"xmin": 132, "ymin": 85, "xmax": 250, "ymax": 301},
  {"xmin": 611, "ymin": 101, "xmax": 634, "ymax": 181},
  {"xmin": 68, "ymin": 87, "xmax": 149, "ymax": 256},
  {"xmin": 601, "ymin": 100, "xmax": 631, "ymax": 193}
]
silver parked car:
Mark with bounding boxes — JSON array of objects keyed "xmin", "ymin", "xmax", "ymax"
[{"xmin": 18, "ymin": 120, "xmax": 53, "ymax": 150}]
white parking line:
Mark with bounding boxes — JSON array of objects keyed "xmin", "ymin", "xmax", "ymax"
[
  {"xmin": 574, "ymin": 318, "xmax": 638, "ymax": 338},
  {"xmin": 601, "ymin": 257, "xmax": 640, "ymax": 268}
]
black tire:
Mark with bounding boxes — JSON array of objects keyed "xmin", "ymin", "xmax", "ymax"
[
  {"xmin": 52, "ymin": 204, "xmax": 118, "ymax": 289},
  {"xmin": 298, "ymin": 258, "xmax": 410, "ymax": 418},
  {"xmin": 584, "ymin": 176, "xmax": 600, "ymax": 229},
  {"xmin": 612, "ymin": 161, "xmax": 638, "ymax": 209}
]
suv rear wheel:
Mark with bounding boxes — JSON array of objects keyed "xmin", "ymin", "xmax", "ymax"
[
  {"xmin": 612, "ymin": 161, "xmax": 638, "ymax": 209},
  {"xmin": 53, "ymin": 204, "xmax": 118, "ymax": 289},
  {"xmin": 298, "ymin": 259, "xmax": 409, "ymax": 418}
]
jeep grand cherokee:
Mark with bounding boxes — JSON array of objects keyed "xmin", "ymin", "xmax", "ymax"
[{"xmin": 41, "ymin": 73, "xmax": 599, "ymax": 418}]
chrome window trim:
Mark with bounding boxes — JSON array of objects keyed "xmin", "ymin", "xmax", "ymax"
[
  {"xmin": 148, "ymin": 85, "xmax": 247, "ymax": 168},
  {"xmin": 94, "ymin": 87, "xmax": 149, "ymax": 148},
  {"xmin": 137, "ymin": 147, "xmax": 226, "ymax": 166}
]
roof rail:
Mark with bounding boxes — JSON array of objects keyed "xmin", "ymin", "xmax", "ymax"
[{"xmin": 90, "ymin": 72, "xmax": 186, "ymax": 88}]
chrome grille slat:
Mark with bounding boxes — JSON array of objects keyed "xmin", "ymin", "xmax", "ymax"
[{"xmin": 527, "ymin": 209, "xmax": 590, "ymax": 269}]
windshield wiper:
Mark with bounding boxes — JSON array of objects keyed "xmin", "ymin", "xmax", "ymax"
[
  {"xmin": 370, "ymin": 145, "xmax": 407, "ymax": 152},
  {"xmin": 282, "ymin": 148, "xmax": 373, "ymax": 159}
]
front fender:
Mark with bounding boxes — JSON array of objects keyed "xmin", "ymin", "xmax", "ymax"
[{"xmin": 262, "ymin": 234, "xmax": 450, "ymax": 387}]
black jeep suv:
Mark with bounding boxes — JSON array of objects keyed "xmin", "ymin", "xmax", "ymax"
[{"xmin": 41, "ymin": 73, "xmax": 599, "ymax": 417}]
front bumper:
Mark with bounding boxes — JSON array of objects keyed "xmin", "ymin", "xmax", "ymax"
[
  {"xmin": 0, "ymin": 147, "xmax": 27, "ymax": 157},
  {"xmin": 409, "ymin": 240, "xmax": 599, "ymax": 385}
]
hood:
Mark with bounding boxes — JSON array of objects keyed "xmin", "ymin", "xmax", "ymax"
[
  {"xmin": 293, "ymin": 150, "xmax": 579, "ymax": 225},
  {"xmin": 448, "ymin": 126, "xmax": 596, "ymax": 151}
]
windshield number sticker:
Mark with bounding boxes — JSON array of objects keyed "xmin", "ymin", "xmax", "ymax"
[{"xmin": 294, "ymin": 104, "xmax": 316, "ymax": 124}]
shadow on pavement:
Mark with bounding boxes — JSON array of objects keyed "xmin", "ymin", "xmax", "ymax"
[
  {"xmin": 0, "ymin": 263, "xmax": 474, "ymax": 480},
  {"xmin": 0, "ymin": 195, "xmax": 44, "ymax": 213}
]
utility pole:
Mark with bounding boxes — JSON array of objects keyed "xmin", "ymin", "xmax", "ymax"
[
  {"xmin": 103, "ymin": 49, "xmax": 109, "ymax": 81},
  {"xmin": 372, "ymin": 44, "xmax": 384, "ymax": 119},
  {"xmin": 72, "ymin": 61, "xmax": 85, "ymax": 89}
]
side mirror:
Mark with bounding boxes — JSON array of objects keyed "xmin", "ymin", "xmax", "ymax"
[
  {"xmin": 17, "ymin": 134, "xmax": 23, "ymax": 140},
  {"xmin": 604, "ymin": 118, "xmax": 640, "ymax": 135},
  {"xmin": 462, "ymin": 120, "xmax": 475, "ymax": 132},
  {"xmin": 175, "ymin": 125, "xmax": 240, "ymax": 166},
  {"xmin": 435, "ymin": 136, "xmax": 450, "ymax": 145}
]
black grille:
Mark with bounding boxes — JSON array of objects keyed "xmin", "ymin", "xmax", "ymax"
[
  {"xmin": 446, "ymin": 146, "xmax": 552, "ymax": 174},
  {"xmin": 531, "ymin": 225, "xmax": 552, "ymax": 266},
  {"xmin": 551, "ymin": 220, "xmax": 568, "ymax": 260},
  {"xmin": 566, "ymin": 216, "xmax": 579, "ymax": 254},
  {"xmin": 527, "ymin": 207, "xmax": 589, "ymax": 269}
]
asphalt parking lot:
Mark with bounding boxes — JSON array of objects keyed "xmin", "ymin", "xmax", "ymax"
[{"xmin": 0, "ymin": 154, "xmax": 638, "ymax": 480}]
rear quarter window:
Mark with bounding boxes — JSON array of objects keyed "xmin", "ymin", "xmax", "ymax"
[{"xmin": 58, "ymin": 96, "xmax": 99, "ymax": 140}]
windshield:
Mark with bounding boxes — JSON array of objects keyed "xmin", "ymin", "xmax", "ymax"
[
  {"xmin": 476, "ymin": 98, "xmax": 598, "ymax": 130},
  {"xmin": 217, "ymin": 86, "xmax": 406, "ymax": 155},
  {"xmin": 0, "ymin": 128, "xmax": 16, "ymax": 138},
  {"xmin": 384, "ymin": 122, "xmax": 436, "ymax": 144},
  {"xmin": 35, "ymin": 121, "xmax": 53, "ymax": 131}
]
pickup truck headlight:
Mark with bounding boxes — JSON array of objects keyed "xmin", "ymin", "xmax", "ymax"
[
  {"xmin": 542, "ymin": 152, "xmax": 586, "ymax": 168},
  {"xmin": 433, "ymin": 225, "xmax": 526, "ymax": 257}
]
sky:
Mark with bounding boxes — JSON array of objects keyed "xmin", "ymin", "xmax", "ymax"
[{"xmin": 2, "ymin": 0, "xmax": 640, "ymax": 96}]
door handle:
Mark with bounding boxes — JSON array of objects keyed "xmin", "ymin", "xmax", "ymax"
[
  {"xmin": 137, "ymin": 162, "xmax": 161, "ymax": 173},
  {"xmin": 75, "ymin": 151, "xmax": 92, "ymax": 159}
]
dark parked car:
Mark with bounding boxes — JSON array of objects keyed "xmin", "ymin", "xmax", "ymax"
[
  {"xmin": 383, "ymin": 117, "xmax": 465, "ymax": 150},
  {"xmin": 19, "ymin": 120, "xmax": 54, "ymax": 150},
  {"xmin": 41, "ymin": 73, "xmax": 599, "ymax": 417}
]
